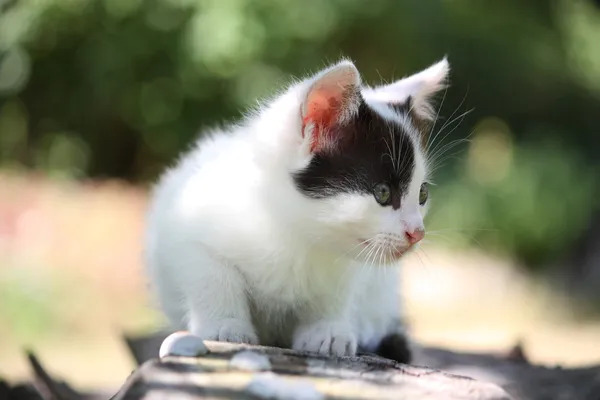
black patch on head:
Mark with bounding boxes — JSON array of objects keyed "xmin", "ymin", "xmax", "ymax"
[
  {"xmin": 293, "ymin": 99, "xmax": 416, "ymax": 210},
  {"xmin": 390, "ymin": 96, "xmax": 431, "ymax": 149}
]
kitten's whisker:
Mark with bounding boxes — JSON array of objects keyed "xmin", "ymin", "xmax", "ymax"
[
  {"xmin": 427, "ymin": 227, "xmax": 498, "ymax": 233},
  {"xmin": 380, "ymin": 242, "xmax": 387, "ymax": 268},
  {"xmin": 424, "ymin": 229, "xmax": 492, "ymax": 253},
  {"xmin": 425, "ymin": 228, "xmax": 498, "ymax": 246},
  {"xmin": 385, "ymin": 122, "xmax": 399, "ymax": 176},
  {"xmin": 428, "ymin": 149, "xmax": 467, "ymax": 174},
  {"xmin": 399, "ymin": 135, "xmax": 410, "ymax": 174},
  {"xmin": 397, "ymin": 127, "xmax": 404, "ymax": 175},
  {"xmin": 375, "ymin": 69, "xmax": 388, "ymax": 86},
  {"xmin": 428, "ymin": 126, "xmax": 476, "ymax": 173},
  {"xmin": 428, "ymin": 115, "xmax": 472, "ymax": 167},
  {"xmin": 415, "ymin": 247, "xmax": 437, "ymax": 283},
  {"xmin": 429, "ymin": 137, "xmax": 471, "ymax": 164},
  {"xmin": 413, "ymin": 249, "xmax": 427, "ymax": 269},
  {"xmin": 382, "ymin": 136, "xmax": 396, "ymax": 173},
  {"xmin": 363, "ymin": 241, "xmax": 378, "ymax": 271},
  {"xmin": 428, "ymin": 86, "xmax": 470, "ymax": 154},
  {"xmin": 423, "ymin": 232, "xmax": 463, "ymax": 246},
  {"xmin": 426, "ymin": 84, "xmax": 449, "ymax": 150},
  {"xmin": 378, "ymin": 243, "xmax": 386, "ymax": 270},
  {"xmin": 348, "ymin": 239, "xmax": 374, "ymax": 263},
  {"xmin": 374, "ymin": 243, "xmax": 385, "ymax": 271},
  {"xmin": 432, "ymin": 107, "xmax": 472, "ymax": 148},
  {"xmin": 370, "ymin": 242, "xmax": 381, "ymax": 269},
  {"xmin": 428, "ymin": 111, "xmax": 473, "ymax": 163},
  {"xmin": 416, "ymin": 247, "xmax": 433, "ymax": 265}
]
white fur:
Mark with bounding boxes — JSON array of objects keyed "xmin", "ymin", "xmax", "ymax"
[
  {"xmin": 362, "ymin": 57, "xmax": 449, "ymax": 120},
  {"xmin": 144, "ymin": 59, "xmax": 449, "ymax": 357}
]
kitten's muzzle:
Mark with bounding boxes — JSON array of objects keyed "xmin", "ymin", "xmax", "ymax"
[
  {"xmin": 405, "ymin": 228, "xmax": 424, "ymax": 245},
  {"xmin": 357, "ymin": 232, "xmax": 419, "ymax": 262}
]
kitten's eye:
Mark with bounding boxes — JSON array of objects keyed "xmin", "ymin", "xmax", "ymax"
[
  {"xmin": 373, "ymin": 182, "xmax": 391, "ymax": 206},
  {"xmin": 419, "ymin": 183, "xmax": 429, "ymax": 206}
]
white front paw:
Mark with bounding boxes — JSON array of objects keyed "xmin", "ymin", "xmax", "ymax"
[
  {"xmin": 292, "ymin": 320, "xmax": 357, "ymax": 357},
  {"xmin": 191, "ymin": 318, "xmax": 259, "ymax": 345}
]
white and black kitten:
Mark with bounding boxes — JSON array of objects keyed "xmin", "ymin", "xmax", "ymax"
[{"xmin": 144, "ymin": 58, "xmax": 450, "ymax": 363}]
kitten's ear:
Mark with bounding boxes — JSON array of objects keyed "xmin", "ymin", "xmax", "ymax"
[
  {"xmin": 301, "ymin": 60, "xmax": 362, "ymax": 153},
  {"xmin": 365, "ymin": 58, "xmax": 450, "ymax": 120}
]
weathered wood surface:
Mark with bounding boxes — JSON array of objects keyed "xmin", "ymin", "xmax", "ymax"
[
  {"xmin": 6, "ymin": 332, "xmax": 600, "ymax": 400},
  {"xmin": 113, "ymin": 340, "xmax": 511, "ymax": 400},
  {"xmin": 118, "ymin": 332, "xmax": 600, "ymax": 400}
]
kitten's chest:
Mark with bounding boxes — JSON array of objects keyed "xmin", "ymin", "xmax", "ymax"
[
  {"xmin": 245, "ymin": 263, "xmax": 325, "ymax": 305},
  {"xmin": 241, "ymin": 252, "xmax": 347, "ymax": 308},
  {"xmin": 244, "ymin": 260, "xmax": 344, "ymax": 347}
]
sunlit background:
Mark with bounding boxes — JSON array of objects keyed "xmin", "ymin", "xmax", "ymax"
[{"xmin": 1, "ymin": 0, "xmax": 600, "ymax": 391}]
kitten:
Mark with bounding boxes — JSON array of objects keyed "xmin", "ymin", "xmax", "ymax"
[{"xmin": 144, "ymin": 58, "xmax": 449, "ymax": 363}]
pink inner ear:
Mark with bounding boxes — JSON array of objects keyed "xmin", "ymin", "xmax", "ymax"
[{"xmin": 303, "ymin": 91, "xmax": 344, "ymax": 153}]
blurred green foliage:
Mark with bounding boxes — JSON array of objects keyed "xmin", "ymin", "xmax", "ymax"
[
  {"xmin": 0, "ymin": 267, "xmax": 62, "ymax": 340},
  {"xmin": 0, "ymin": 0, "xmax": 599, "ymax": 268},
  {"xmin": 427, "ymin": 118, "xmax": 598, "ymax": 268}
]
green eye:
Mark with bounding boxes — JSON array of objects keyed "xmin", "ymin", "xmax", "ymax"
[
  {"xmin": 373, "ymin": 182, "xmax": 391, "ymax": 206},
  {"xmin": 419, "ymin": 183, "xmax": 429, "ymax": 206}
]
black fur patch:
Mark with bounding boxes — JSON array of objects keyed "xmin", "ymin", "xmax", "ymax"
[
  {"xmin": 375, "ymin": 332, "xmax": 412, "ymax": 364},
  {"xmin": 293, "ymin": 101, "xmax": 416, "ymax": 210}
]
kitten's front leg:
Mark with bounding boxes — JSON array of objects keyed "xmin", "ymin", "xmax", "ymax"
[
  {"xmin": 175, "ymin": 248, "xmax": 259, "ymax": 345},
  {"xmin": 353, "ymin": 269, "xmax": 413, "ymax": 364}
]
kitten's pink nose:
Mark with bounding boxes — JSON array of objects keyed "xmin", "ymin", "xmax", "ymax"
[{"xmin": 405, "ymin": 228, "xmax": 425, "ymax": 245}]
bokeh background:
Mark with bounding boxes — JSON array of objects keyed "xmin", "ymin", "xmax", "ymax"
[{"xmin": 1, "ymin": 0, "xmax": 600, "ymax": 391}]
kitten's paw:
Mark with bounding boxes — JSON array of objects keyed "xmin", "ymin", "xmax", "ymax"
[
  {"xmin": 193, "ymin": 318, "xmax": 259, "ymax": 345},
  {"xmin": 292, "ymin": 321, "xmax": 357, "ymax": 357}
]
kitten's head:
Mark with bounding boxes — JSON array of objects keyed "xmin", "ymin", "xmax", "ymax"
[{"xmin": 289, "ymin": 58, "xmax": 449, "ymax": 265}]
